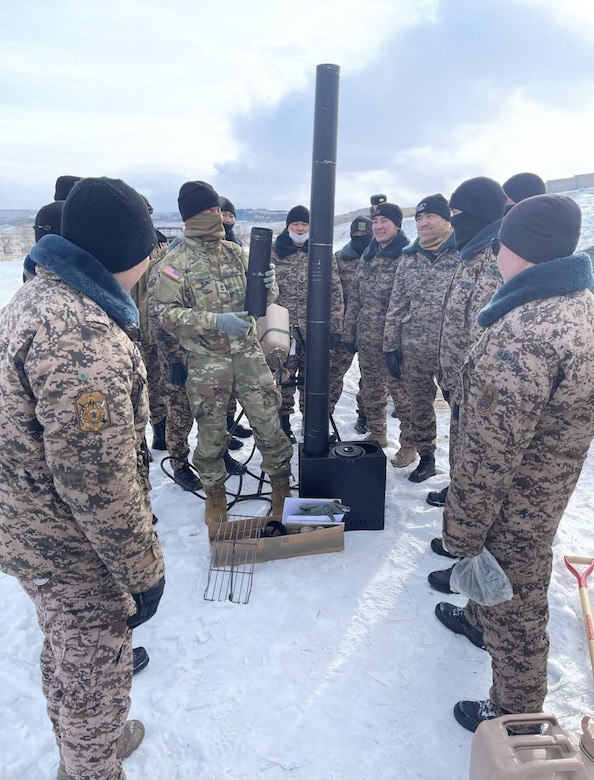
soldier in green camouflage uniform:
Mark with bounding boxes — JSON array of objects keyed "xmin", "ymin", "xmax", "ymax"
[
  {"xmin": 343, "ymin": 203, "xmax": 413, "ymax": 449},
  {"xmin": 329, "ymin": 217, "xmax": 372, "ymax": 428},
  {"xmin": 439, "ymin": 195, "xmax": 594, "ymax": 732},
  {"xmin": 384, "ymin": 195, "xmax": 458, "ymax": 479},
  {"xmin": 0, "ymin": 178, "xmax": 165, "ymax": 778},
  {"xmin": 154, "ymin": 181, "xmax": 293, "ymax": 523}
]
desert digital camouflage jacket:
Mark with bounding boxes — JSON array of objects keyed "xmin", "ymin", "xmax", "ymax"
[
  {"xmin": 154, "ymin": 235, "xmax": 277, "ymax": 355},
  {"xmin": 0, "ymin": 236, "xmax": 164, "ymax": 592},
  {"xmin": 383, "ymin": 233, "xmax": 458, "ymax": 357},
  {"xmin": 342, "ymin": 232, "xmax": 409, "ymax": 350},
  {"xmin": 271, "ymin": 229, "xmax": 344, "ymax": 339},
  {"xmin": 442, "ymin": 252, "xmax": 594, "ymax": 564},
  {"xmin": 438, "ymin": 222, "xmax": 502, "ymax": 396},
  {"xmin": 335, "ymin": 242, "xmax": 364, "ymax": 308}
]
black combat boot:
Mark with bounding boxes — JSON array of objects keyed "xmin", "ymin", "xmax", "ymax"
[
  {"xmin": 227, "ymin": 436, "xmax": 244, "ymax": 450},
  {"xmin": 173, "ymin": 464, "xmax": 202, "ymax": 492},
  {"xmin": 428, "ymin": 565, "xmax": 457, "ymax": 594},
  {"xmin": 280, "ymin": 415, "xmax": 297, "ymax": 444},
  {"xmin": 430, "ymin": 537, "xmax": 458, "ymax": 559},
  {"xmin": 427, "ymin": 485, "xmax": 449, "ymax": 507},
  {"xmin": 224, "ymin": 452, "xmax": 247, "ymax": 475},
  {"xmin": 408, "ymin": 452, "xmax": 436, "ymax": 483},
  {"xmin": 132, "ymin": 646, "xmax": 150, "ymax": 675},
  {"xmin": 227, "ymin": 414, "xmax": 253, "ymax": 439},
  {"xmin": 151, "ymin": 419, "xmax": 166, "ymax": 450},
  {"xmin": 353, "ymin": 414, "xmax": 368, "ymax": 435}
]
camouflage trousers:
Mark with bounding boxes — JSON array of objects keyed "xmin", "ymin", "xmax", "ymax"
[
  {"xmin": 401, "ymin": 351, "xmax": 438, "ymax": 455},
  {"xmin": 139, "ymin": 343, "xmax": 166, "ymax": 426},
  {"xmin": 20, "ymin": 570, "xmax": 134, "ymax": 779},
  {"xmin": 160, "ymin": 381, "xmax": 194, "ymax": 464},
  {"xmin": 329, "ymin": 345, "xmax": 364, "ymax": 416},
  {"xmin": 186, "ymin": 346, "xmax": 293, "ymax": 488},
  {"xmin": 358, "ymin": 343, "xmax": 413, "ymax": 442},
  {"xmin": 280, "ymin": 342, "xmax": 305, "ymax": 416}
]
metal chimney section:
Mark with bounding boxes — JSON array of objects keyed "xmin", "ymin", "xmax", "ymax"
[{"xmin": 303, "ymin": 63, "xmax": 340, "ymax": 458}]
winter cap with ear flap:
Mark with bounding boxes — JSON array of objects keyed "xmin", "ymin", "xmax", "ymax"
[
  {"xmin": 416, "ymin": 194, "xmax": 450, "ymax": 222},
  {"xmin": 34, "ymin": 201, "xmax": 64, "ymax": 243},
  {"xmin": 219, "ymin": 196, "xmax": 236, "ymax": 215},
  {"xmin": 178, "ymin": 180, "xmax": 220, "ymax": 221},
  {"xmin": 498, "ymin": 194, "xmax": 581, "ymax": 264},
  {"xmin": 502, "ymin": 172, "xmax": 546, "ymax": 204},
  {"xmin": 286, "ymin": 205, "xmax": 310, "ymax": 226},
  {"xmin": 54, "ymin": 175, "xmax": 82, "ymax": 201},
  {"xmin": 373, "ymin": 202, "xmax": 403, "ymax": 228},
  {"xmin": 370, "ymin": 194, "xmax": 387, "ymax": 206},
  {"xmin": 449, "ymin": 176, "xmax": 506, "ymax": 223},
  {"xmin": 61, "ymin": 177, "xmax": 157, "ymax": 273},
  {"xmin": 350, "ymin": 216, "xmax": 373, "ymax": 237}
]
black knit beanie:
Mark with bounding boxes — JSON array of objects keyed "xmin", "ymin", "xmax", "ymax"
[
  {"xmin": 373, "ymin": 202, "xmax": 403, "ymax": 228},
  {"xmin": 54, "ymin": 175, "xmax": 82, "ymax": 201},
  {"xmin": 449, "ymin": 177, "xmax": 506, "ymax": 223},
  {"xmin": 61, "ymin": 177, "xmax": 157, "ymax": 273},
  {"xmin": 370, "ymin": 194, "xmax": 387, "ymax": 207},
  {"xmin": 416, "ymin": 193, "xmax": 450, "ymax": 222},
  {"xmin": 350, "ymin": 216, "xmax": 373, "ymax": 237},
  {"xmin": 34, "ymin": 201, "xmax": 64, "ymax": 243},
  {"xmin": 286, "ymin": 205, "xmax": 310, "ymax": 226},
  {"xmin": 219, "ymin": 196, "xmax": 236, "ymax": 215},
  {"xmin": 498, "ymin": 194, "xmax": 581, "ymax": 264},
  {"xmin": 503, "ymin": 172, "xmax": 546, "ymax": 204},
  {"xmin": 178, "ymin": 181, "xmax": 220, "ymax": 221}
]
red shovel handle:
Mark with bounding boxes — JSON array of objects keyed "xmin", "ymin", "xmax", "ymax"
[{"xmin": 565, "ymin": 556, "xmax": 594, "ymax": 588}]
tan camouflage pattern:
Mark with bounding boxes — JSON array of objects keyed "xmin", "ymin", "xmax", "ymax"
[
  {"xmin": 272, "ymin": 244, "xmax": 344, "ymax": 415},
  {"xmin": 384, "ymin": 245, "xmax": 459, "ymax": 453},
  {"xmin": 443, "ymin": 287, "xmax": 594, "ymax": 714},
  {"xmin": 129, "ymin": 242, "xmax": 168, "ymax": 345},
  {"xmin": 0, "ymin": 267, "xmax": 164, "ymax": 592},
  {"xmin": 437, "ymin": 244, "xmax": 502, "ymax": 398},
  {"xmin": 21, "ymin": 573, "xmax": 132, "ymax": 779},
  {"xmin": 329, "ymin": 248, "xmax": 364, "ymax": 414},
  {"xmin": 343, "ymin": 252, "xmax": 413, "ymax": 440},
  {"xmin": 154, "ymin": 237, "xmax": 291, "ymax": 488}
]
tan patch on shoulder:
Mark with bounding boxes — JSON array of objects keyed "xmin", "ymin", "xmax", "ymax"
[
  {"xmin": 75, "ymin": 390, "xmax": 112, "ymax": 432},
  {"xmin": 476, "ymin": 384, "xmax": 499, "ymax": 416}
]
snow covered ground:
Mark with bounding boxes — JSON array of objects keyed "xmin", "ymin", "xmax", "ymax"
[{"xmin": 1, "ymin": 191, "xmax": 594, "ymax": 779}]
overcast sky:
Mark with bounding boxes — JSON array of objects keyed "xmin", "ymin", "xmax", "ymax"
[{"xmin": 2, "ymin": 0, "xmax": 594, "ymax": 213}]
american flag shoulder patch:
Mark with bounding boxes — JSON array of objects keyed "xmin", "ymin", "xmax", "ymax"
[{"xmin": 162, "ymin": 265, "xmax": 182, "ymax": 281}]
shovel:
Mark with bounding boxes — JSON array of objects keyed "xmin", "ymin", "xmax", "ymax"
[{"xmin": 565, "ymin": 555, "xmax": 594, "ymax": 680}]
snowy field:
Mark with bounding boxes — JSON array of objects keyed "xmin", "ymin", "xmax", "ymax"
[{"xmin": 1, "ymin": 190, "xmax": 594, "ymax": 779}]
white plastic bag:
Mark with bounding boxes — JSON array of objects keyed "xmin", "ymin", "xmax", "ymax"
[{"xmin": 450, "ymin": 547, "xmax": 514, "ymax": 606}]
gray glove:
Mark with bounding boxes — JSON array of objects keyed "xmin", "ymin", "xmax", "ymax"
[
  {"xmin": 216, "ymin": 311, "xmax": 250, "ymax": 337},
  {"xmin": 263, "ymin": 264, "xmax": 276, "ymax": 290},
  {"xmin": 298, "ymin": 501, "xmax": 350, "ymax": 521}
]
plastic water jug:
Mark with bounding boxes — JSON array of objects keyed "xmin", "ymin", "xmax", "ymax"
[{"xmin": 469, "ymin": 713, "xmax": 594, "ymax": 779}]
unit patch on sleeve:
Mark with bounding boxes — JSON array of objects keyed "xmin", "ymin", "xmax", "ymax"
[
  {"xmin": 476, "ymin": 384, "xmax": 499, "ymax": 417},
  {"xmin": 162, "ymin": 265, "xmax": 182, "ymax": 281},
  {"xmin": 75, "ymin": 390, "xmax": 112, "ymax": 432}
]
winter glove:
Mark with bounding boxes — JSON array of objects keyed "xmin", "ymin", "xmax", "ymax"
[
  {"xmin": 384, "ymin": 350, "xmax": 402, "ymax": 379},
  {"xmin": 127, "ymin": 577, "xmax": 165, "ymax": 629},
  {"xmin": 263, "ymin": 264, "xmax": 276, "ymax": 290},
  {"xmin": 169, "ymin": 362, "xmax": 187, "ymax": 386},
  {"xmin": 329, "ymin": 333, "xmax": 341, "ymax": 350},
  {"xmin": 343, "ymin": 342, "xmax": 358, "ymax": 354},
  {"xmin": 215, "ymin": 311, "xmax": 251, "ymax": 337},
  {"xmin": 298, "ymin": 501, "xmax": 351, "ymax": 521}
]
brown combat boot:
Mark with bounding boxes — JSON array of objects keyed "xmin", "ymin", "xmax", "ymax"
[
  {"xmin": 270, "ymin": 474, "xmax": 291, "ymax": 516},
  {"xmin": 57, "ymin": 719, "xmax": 145, "ymax": 779},
  {"xmin": 365, "ymin": 431, "xmax": 388, "ymax": 448},
  {"xmin": 204, "ymin": 484, "xmax": 228, "ymax": 525}
]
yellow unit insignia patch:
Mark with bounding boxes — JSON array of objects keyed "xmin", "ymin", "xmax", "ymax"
[{"xmin": 75, "ymin": 390, "xmax": 112, "ymax": 432}]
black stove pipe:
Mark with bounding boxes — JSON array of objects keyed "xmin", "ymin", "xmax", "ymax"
[{"xmin": 303, "ymin": 63, "xmax": 340, "ymax": 458}]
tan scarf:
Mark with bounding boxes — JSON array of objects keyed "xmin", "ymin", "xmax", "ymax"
[
  {"xmin": 183, "ymin": 213, "xmax": 226, "ymax": 241},
  {"xmin": 418, "ymin": 222, "xmax": 453, "ymax": 254}
]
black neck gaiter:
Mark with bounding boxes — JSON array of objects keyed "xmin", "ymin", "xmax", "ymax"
[{"xmin": 451, "ymin": 213, "xmax": 489, "ymax": 252}]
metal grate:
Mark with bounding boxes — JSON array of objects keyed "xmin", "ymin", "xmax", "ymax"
[{"xmin": 204, "ymin": 516, "xmax": 262, "ymax": 604}]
